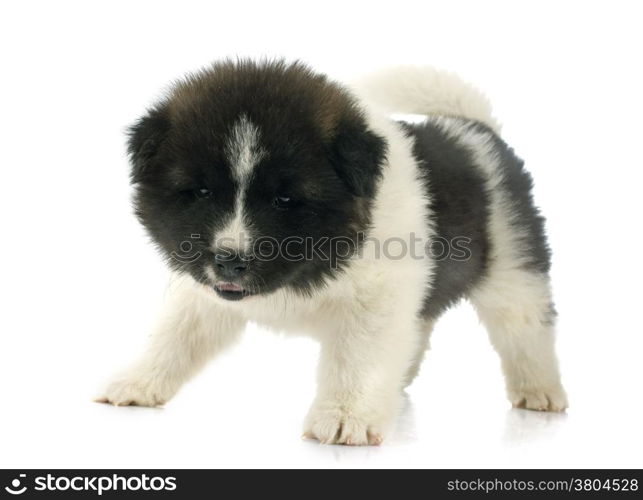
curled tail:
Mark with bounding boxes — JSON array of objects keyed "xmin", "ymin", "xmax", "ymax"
[{"xmin": 352, "ymin": 66, "xmax": 501, "ymax": 133}]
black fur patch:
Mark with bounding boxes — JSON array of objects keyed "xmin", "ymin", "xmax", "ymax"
[
  {"xmin": 127, "ymin": 108, "xmax": 171, "ymax": 184},
  {"xmin": 401, "ymin": 120, "xmax": 491, "ymax": 318}
]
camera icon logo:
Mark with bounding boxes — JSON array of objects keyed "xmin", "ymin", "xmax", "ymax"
[{"xmin": 4, "ymin": 474, "xmax": 27, "ymax": 495}]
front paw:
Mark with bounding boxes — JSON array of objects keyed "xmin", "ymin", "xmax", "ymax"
[
  {"xmin": 95, "ymin": 375, "xmax": 171, "ymax": 407},
  {"xmin": 509, "ymin": 384, "xmax": 568, "ymax": 412},
  {"xmin": 303, "ymin": 401, "xmax": 390, "ymax": 446}
]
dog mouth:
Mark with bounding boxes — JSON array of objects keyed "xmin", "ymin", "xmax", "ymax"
[{"xmin": 214, "ymin": 281, "xmax": 254, "ymax": 301}]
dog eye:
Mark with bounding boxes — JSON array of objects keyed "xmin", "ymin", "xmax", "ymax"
[
  {"xmin": 195, "ymin": 188, "xmax": 213, "ymax": 199},
  {"xmin": 273, "ymin": 196, "xmax": 294, "ymax": 209}
]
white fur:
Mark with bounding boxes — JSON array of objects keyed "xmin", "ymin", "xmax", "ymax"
[
  {"xmin": 352, "ymin": 65, "xmax": 501, "ymax": 132},
  {"xmin": 214, "ymin": 206, "xmax": 249, "ymax": 252},
  {"xmin": 99, "ymin": 67, "xmax": 566, "ymax": 445},
  {"xmin": 226, "ymin": 115, "xmax": 265, "ymax": 181}
]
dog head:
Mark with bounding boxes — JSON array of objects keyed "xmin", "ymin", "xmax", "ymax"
[{"xmin": 128, "ymin": 60, "xmax": 386, "ymax": 301}]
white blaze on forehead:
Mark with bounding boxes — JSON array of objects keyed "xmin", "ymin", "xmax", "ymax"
[
  {"xmin": 226, "ymin": 115, "xmax": 265, "ymax": 182},
  {"xmin": 213, "ymin": 116, "xmax": 265, "ymax": 253}
]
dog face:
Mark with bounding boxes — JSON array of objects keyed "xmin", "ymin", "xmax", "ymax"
[{"xmin": 128, "ymin": 61, "xmax": 386, "ymax": 300}]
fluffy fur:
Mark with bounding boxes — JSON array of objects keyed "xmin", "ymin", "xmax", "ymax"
[{"xmin": 97, "ymin": 60, "xmax": 567, "ymax": 445}]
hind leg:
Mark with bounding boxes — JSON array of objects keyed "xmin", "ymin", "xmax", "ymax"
[
  {"xmin": 403, "ymin": 319, "xmax": 435, "ymax": 387},
  {"xmin": 470, "ymin": 270, "xmax": 567, "ymax": 411}
]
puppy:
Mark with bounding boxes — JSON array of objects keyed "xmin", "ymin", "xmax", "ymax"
[{"xmin": 97, "ymin": 60, "xmax": 567, "ymax": 445}]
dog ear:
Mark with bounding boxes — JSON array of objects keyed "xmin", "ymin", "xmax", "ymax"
[
  {"xmin": 127, "ymin": 107, "xmax": 170, "ymax": 183},
  {"xmin": 329, "ymin": 115, "xmax": 387, "ymax": 198}
]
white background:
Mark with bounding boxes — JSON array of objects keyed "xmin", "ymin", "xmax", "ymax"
[{"xmin": 1, "ymin": 0, "xmax": 642, "ymax": 469}]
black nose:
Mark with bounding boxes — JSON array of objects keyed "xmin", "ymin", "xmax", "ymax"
[{"xmin": 214, "ymin": 252, "xmax": 248, "ymax": 279}]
